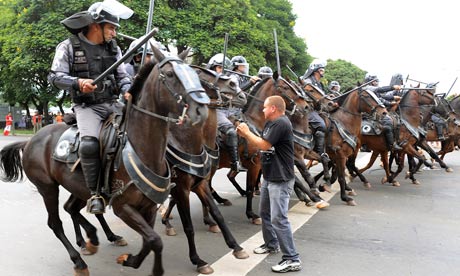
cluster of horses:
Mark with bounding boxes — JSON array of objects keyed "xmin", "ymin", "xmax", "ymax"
[{"xmin": 0, "ymin": 46, "xmax": 458, "ymax": 276}]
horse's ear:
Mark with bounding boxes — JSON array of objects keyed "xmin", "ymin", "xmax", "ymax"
[
  {"xmin": 151, "ymin": 43, "xmax": 165, "ymax": 62},
  {"xmin": 178, "ymin": 47, "xmax": 191, "ymax": 61}
]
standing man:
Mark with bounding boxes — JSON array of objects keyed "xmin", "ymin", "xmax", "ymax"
[
  {"xmin": 48, "ymin": 1, "xmax": 133, "ymax": 214},
  {"xmin": 237, "ymin": 95, "xmax": 302, "ymax": 273},
  {"xmin": 4, "ymin": 112, "xmax": 13, "ymax": 136}
]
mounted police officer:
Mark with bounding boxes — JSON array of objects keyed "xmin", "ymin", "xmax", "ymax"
[
  {"xmin": 257, "ymin": 66, "xmax": 273, "ymax": 79},
  {"xmin": 207, "ymin": 53, "xmax": 248, "ymax": 172},
  {"xmin": 301, "ymin": 59, "xmax": 331, "ymax": 163},
  {"xmin": 328, "ymin": 81, "xmax": 341, "ymax": 96},
  {"xmin": 230, "ymin": 55, "xmax": 261, "ymax": 92},
  {"xmin": 48, "ymin": 0, "xmax": 133, "ymax": 214},
  {"xmin": 363, "ymin": 73, "xmax": 402, "ymax": 151},
  {"xmin": 125, "ymin": 36, "xmax": 167, "ymax": 77}
]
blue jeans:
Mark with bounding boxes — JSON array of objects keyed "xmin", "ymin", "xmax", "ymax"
[{"xmin": 260, "ymin": 178, "xmax": 300, "ymax": 261}]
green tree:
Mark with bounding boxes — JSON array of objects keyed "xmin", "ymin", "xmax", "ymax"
[{"xmin": 324, "ymin": 59, "xmax": 367, "ymax": 92}]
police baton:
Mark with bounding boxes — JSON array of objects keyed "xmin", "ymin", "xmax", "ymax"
[{"xmin": 91, "ymin": 27, "xmax": 159, "ymax": 85}]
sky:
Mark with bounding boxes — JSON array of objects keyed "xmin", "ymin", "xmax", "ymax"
[{"xmin": 289, "ymin": 0, "xmax": 460, "ymax": 94}]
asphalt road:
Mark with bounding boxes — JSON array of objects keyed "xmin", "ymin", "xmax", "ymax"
[{"xmin": 0, "ymin": 135, "xmax": 459, "ymax": 276}]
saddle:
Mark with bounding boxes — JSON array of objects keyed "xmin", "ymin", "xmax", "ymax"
[{"xmin": 52, "ymin": 106, "xmax": 126, "ymax": 196}]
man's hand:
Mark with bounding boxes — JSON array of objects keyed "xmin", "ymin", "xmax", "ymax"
[
  {"xmin": 124, "ymin": 92, "xmax": 132, "ymax": 101},
  {"xmin": 236, "ymin": 123, "xmax": 250, "ymax": 138},
  {"xmin": 393, "ymin": 95, "xmax": 401, "ymax": 101},
  {"xmin": 78, "ymin": 78, "xmax": 97, "ymax": 93},
  {"xmin": 393, "ymin": 85, "xmax": 402, "ymax": 91}
]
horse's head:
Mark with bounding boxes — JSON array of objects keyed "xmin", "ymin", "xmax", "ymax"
[
  {"xmin": 191, "ymin": 65, "xmax": 243, "ymax": 107},
  {"xmin": 137, "ymin": 46, "xmax": 210, "ymax": 126},
  {"xmin": 335, "ymin": 88, "xmax": 386, "ymax": 120}
]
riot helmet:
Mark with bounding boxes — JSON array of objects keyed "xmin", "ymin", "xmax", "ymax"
[
  {"xmin": 389, "ymin": 73, "xmax": 404, "ymax": 86},
  {"xmin": 328, "ymin": 81, "xmax": 340, "ymax": 91},
  {"xmin": 365, "ymin": 73, "xmax": 379, "ymax": 84},
  {"xmin": 257, "ymin": 66, "xmax": 273, "ymax": 78},
  {"xmin": 303, "ymin": 59, "xmax": 327, "ymax": 79},
  {"xmin": 61, "ymin": 0, "xmax": 133, "ymax": 35},
  {"xmin": 206, "ymin": 53, "xmax": 232, "ymax": 73},
  {"xmin": 231, "ymin": 55, "xmax": 249, "ymax": 75},
  {"xmin": 88, "ymin": 0, "xmax": 133, "ymax": 27}
]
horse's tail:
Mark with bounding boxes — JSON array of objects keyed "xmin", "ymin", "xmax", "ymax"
[{"xmin": 0, "ymin": 141, "xmax": 27, "ymax": 182}]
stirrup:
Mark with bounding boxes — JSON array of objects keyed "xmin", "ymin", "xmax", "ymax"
[{"xmin": 86, "ymin": 195, "xmax": 106, "ymax": 214}]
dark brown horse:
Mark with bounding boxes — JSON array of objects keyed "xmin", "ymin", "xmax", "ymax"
[
  {"xmin": 437, "ymin": 94, "xmax": 460, "ymax": 159},
  {"xmin": 354, "ymin": 88, "xmax": 436, "ymax": 186},
  {"xmin": 305, "ymin": 85, "xmax": 386, "ymax": 205},
  {"xmin": 0, "ymin": 46, "xmax": 209, "ymax": 276},
  {"xmin": 160, "ymin": 65, "xmax": 248, "ymax": 274}
]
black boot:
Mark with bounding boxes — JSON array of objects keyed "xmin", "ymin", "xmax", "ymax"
[
  {"xmin": 383, "ymin": 126, "xmax": 401, "ymax": 151},
  {"xmin": 436, "ymin": 124, "xmax": 445, "ymax": 141},
  {"xmin": 314, "ymin": 130, "xmax": 330, "ymax": 163},
  {"xmin": 79, "ymin": 136, "xmax": 105, "ymax": 214},
  {"xmin": 226, "ymin": 129, "xmax": 247, "ymax": 172}
]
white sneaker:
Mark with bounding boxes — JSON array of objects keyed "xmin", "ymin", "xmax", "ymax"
[
  {"xmin": 271, "ymin": 259, "xmax": 302, "ymax": 273},
  {"xmin": 253, "ymin": 244, "xmax": 280, "ymax": 254}
]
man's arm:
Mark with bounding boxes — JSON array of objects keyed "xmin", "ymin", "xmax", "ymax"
[{"xmin": 236, "ymin": 123, "xmax": 272, "ymax": 151}]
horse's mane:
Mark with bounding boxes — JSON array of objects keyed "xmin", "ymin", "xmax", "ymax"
[
  {"xmin": 129, "ymin": 61, "xmax": 157, "ymax": 104},
  {"xmin": 243, "ymin": 77, "xmax": 271, "ymax": 111}
]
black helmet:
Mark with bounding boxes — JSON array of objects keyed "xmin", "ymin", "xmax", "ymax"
[
  {"xmin": 365, "ymin": 73, "xmax": 379, "ymax": 83},
  {"xmin": 257, "ymin": 66, "xmax": 273, "ymax": 78}
]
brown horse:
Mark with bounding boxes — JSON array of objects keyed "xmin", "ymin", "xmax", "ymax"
[
  {"xmin": 304, "ymin": 85, "xmax": 386, "ymax": 205},
  {"xmin": 437, "ymin": 94, "xmax": 460, "ymax": 159},
  {"xmin": 160, "ymin": 65, "xmax": 248, "ymax": 273},
  {"xmin": 355, "ymin": 87, "xmax": 436, "ymax": 186},
  {"xmin": 0, "ymin": 46, "xmax": 209, "ymax": 276}
]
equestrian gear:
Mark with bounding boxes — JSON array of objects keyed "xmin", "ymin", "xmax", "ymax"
[
  {"xmin": 206, "ymin": 53, "xmax": 232, "ymax": 71},
  {"xmin": 231, "ymin": 55, "xmax": 249, "ymax": 75},
  {"xmin": 88, "ymin": 0, "xmax": 134, "ymax": 27},
  {"xmin": 257, "ymin": 66, "xmax": 273, "ymax": 78},
  {"xmin": 314, "ymin": 130, "xmax": 330, "ymax": 162},
  {"xmin": 383, "ymin": 125, "xmax": 401, "ymax": 151},
  {"xmin": 435, "ymin": 124, "xmax": 446, "ymax": 140},
  {"xmin": 79, "ymin": 136, "xmax": 105, "ymax": 214},
  {"xmin": 226, "ymin": 128, "xmax": 247, "ymax": 172}
]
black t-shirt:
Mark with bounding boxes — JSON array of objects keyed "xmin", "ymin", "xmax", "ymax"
[{"xmin": 261, "ymin": 115, "xmax": 295, "ymax": 182}]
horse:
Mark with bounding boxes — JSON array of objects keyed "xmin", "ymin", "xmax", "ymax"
[
  {"xmin": 0, "ymin": 46, "xmax": 210, "ymax": 276},
  {"xmin": 159, "ymin": 65, "xmax": 248, "ymax": 274},
  {"xmin": 404, "ymin": 94, "xmax": 457, "ymax": 174},
  {"xmin": 304, "ymin": 84, "xmax": 387, "ymax": 205},
  {"xmin": 353, "ymin": 87, "xmax": 436, "ymax": 186},
  {"xmin": 437, "ymin": 94, "xmax": 460, "ymax": 159}
]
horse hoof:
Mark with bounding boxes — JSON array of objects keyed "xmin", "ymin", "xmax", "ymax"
[
  {"xmin": 208, "ymin": 225, "xmax": 221, "ymax": 233},
  {"xmin": 392, "ymin": 181, "xmax": 400, "ymax": 187},
  {"xmin": 232, "ymin": 249, "xmax": 249, "ymax": 259},
  {"xmin": 222, "ymin": 200, "xmax": 233, "ymax": 206},
  {"xmin": 412, "ymin": 180, "xmax": 420, "ymax": 185},
  {"xmin": 116, "ymin": 254, "xmax": 129, "ymax": 265},
  {"xmin": 319, "ymin": 184, "xmax": 331, "ymax": 193},
  {"xmin": 81, "ymin": 240, "xmax": 98, "ymax": 255},
  {"xmin": 405, "ymin": 171, "xmax": 410, "ymax": 179},
  {"xmin": 381, "ymin": 177, "xmax": 387, "ymax": 184},
  {"xmin": 347, "ymin": 190, "xmax": 357, "ymax": 196},
  {"xmin": 166, "ymin": 227, "xmax": 177, "ymax": 236},
  {"xmin": 254, "ymin": 190, "xmax": 260, "ymax": 196},
  {"xmin": 346, "ymin": 200, "xmax": 357, "ymax": 206},
  {"xmin": 113, "ymin": 237, "xmax": 128, "ymax": 247},
  {"xmin": 363, "ymin": 182, "xmax": 372, "ymax": 189},
  {"xmin": 446, "ymin": 168, "xmax": 453, "ymax": 172},
  {"xmin": 315, "ymin": 200, "xmax": 330, "ymax": 209},
  {"xmin": 252, "ymin": 218, "xmax": 262, "ymax": 225},
  {"xmin": 305, "ymin": 200, "xmax": 315, "ymax": 207},
  {"xmin": 197, "ymin": 264, "xmax": 214, "ymax": 274},
  {"xmin": 74, "ymin": 268, "xmax": 89, "ymax": 276}
]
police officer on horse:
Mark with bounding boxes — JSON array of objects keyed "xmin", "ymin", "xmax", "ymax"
[{"xmin": 48, "ymin": 1, "xmax": 133, "ymax": 214}]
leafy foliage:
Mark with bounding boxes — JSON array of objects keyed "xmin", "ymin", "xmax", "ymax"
[{"xmin": 0, "ymin": 0, "xmax": 367, "ymax": 113}]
